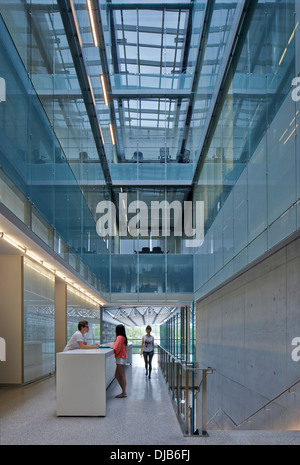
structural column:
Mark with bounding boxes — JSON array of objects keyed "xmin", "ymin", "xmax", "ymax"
[
  {"xmin": 55, "ymin": 279, "xmax": 67, "ymax": 354},
  {"xmin": 0, "ymin": 255, "xmax": 23, "ymax": 384}
]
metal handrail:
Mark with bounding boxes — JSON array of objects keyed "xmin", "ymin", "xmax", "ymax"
[
  {"xmin": 208, "ymin": 378, "xmax": 300, "ymax": 429},
  {"xmin": 158, "ymin": 345, "xmax": 215, "ymax": 436}
]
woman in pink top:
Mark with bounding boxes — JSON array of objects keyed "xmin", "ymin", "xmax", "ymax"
[{"xmin": 107, "ymin": 324, "xmax": 128, "ymax": 398}]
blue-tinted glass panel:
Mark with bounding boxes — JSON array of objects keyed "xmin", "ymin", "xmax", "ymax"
[{"xmin": 23, "ymin": 258, "xmax": 55, "ymax": 383}]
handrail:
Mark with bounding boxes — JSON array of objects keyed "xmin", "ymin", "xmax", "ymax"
[
  {"xmin": 208, "ymin": 379, "xmax": 300, "ymax": 429},
  {"xmin": 158, "ymin": 345, "xmax": 214, "ymax": 436},
  {"xmin": 160, "ymin": 346, "xmax": 300, "ymax": 432}
]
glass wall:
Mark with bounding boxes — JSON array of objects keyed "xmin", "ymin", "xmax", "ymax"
[
  {"xmin": 159, "ymin": 305, "xmax": 196, "ymax": 434},
  {"xmin": 66, "ymin": 286, "xmax": 101, "ymax": 346},
  {"xmin": 100, "ymin": 186, "xmax": 194, "ymax": 300},
  {"xmin": 194, "ymin": 0, "xmax": 299, "ymax": 299},
  {"xmin": 160, "ymin": 305, "xmax": 195, "ymax": 362},
  {"xmin": 23, "ymin": 257, "xmax": 55, "ymax": 384},
  {"xmin": 0, "ymin": 9, "xmax": 108, "ymax": 298},
  {"xmin": 101, "ymin": 319, "xmax": 117, "ymax": 345}
]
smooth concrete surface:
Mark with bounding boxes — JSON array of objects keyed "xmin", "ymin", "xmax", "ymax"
[
  {"xmin": 196, "ymin": 236, "xmax": 300, "ymax": 431},
  {"xmin": 1, "ymin": 355, "xmax": 300, "ymax": 445}
]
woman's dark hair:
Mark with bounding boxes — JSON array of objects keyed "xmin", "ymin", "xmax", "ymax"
[
  {"xmin": 146, "ymin": 325, "xmax": 151, "ymax": 331},
  {"xmin": 115, "ymin": 324, "xmax": 127, "ymax": 345}
]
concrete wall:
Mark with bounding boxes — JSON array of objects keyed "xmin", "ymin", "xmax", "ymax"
[{"xmin": 196, "ymin": 234, "xmax": 300, "ymax": 430}]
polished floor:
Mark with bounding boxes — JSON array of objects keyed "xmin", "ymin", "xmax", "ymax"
[{"xmin": 0, "ymin": 355, "xmax": 300, "ymax": 445}]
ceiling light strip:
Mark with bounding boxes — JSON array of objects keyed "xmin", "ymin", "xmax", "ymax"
[
  {"xmin": 284, "ymin": 124, "xmax": 298, "ymax": 145},
  {"xmin": 0, "ymin": 233, "xmax": 25, "ymax": 252},
  {"xmin": 109, "ymin": 123, "xmax": 115, "ymax": 145},
  {"xmin": 99, "ymin": 124, "xmax": 105, "ymax": 145},
  {"xmin": 100, "ymin": 75, "xmax": 109, "ymax": 106},
  {"xmin": 0, "ymin": 233, "xmax": 103, "ymax": 306},
  {"xmin": 288, "ymin": 22, "xmax": 299, "ymax": 45},
  {"xmin": 87, "ymin": 75, "xmax": 96, "ymax": 107},
  {"xmin": 70, "ymin": 0, "xmax": 83, "ymax": 48},
  {"xmin": 87, "ymin": 0, "xmax": 98, "ymax": 47}
]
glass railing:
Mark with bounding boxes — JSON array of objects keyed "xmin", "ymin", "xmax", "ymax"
[
  {"xmin": 108, "ymin": 254, "xmax": 193, "ymax": 298},
  {"xmin": 158, "ymin": 345, "xmax": 214, "ymax": 436},
  {"xmin": 109, "ymin": 162, "xmax": 194, "ymax": 183},
  {"xmin": 110, "ymin": 73, "xmax": 194, "ymax": 92}
]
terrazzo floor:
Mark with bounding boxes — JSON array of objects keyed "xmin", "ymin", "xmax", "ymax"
[{"xmin": 0, "ymin": 355, "xmax": 300, "ymax": 446}]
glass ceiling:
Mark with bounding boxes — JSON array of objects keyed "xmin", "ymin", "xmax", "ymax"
[
  {"xmin": 0, "ymin": 0, "xmax": 240, "ymax": 184},
  {"xmin": 65, "ymin": 0, "xmax": 239, "ymax": 173}
]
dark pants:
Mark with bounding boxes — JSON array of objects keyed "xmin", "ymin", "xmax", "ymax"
[{"xmin": 143, "ymin": 350, "xmax": 154, "ymax": 375}]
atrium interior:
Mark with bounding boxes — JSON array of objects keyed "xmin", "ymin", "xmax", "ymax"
[{"xmin": 0, "ymin": 0, "xmax": 300, "ymax": 446}]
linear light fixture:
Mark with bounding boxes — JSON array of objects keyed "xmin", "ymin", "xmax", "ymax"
[
  {"xmin": 288, "ymin": 22, "xmax": 299, "ymax": 45},
  {"xmin": 279, "ymin": 129, "xmax": 288, "ymax": 142},
  {"xmin": 40, "ymin": 262, "xmax": 56, "ymax": 274},
  {"xmin": 0, "ymin": 233, "xmax": 103, "ymax": 306},
  {"xmin": 25, "ymin": 252, "xmax": 56, "ymax": 275},
  {"xmin": 24, "ymin": 261, "xmax": 55, "ymax": 282},
  {"xmin": 100, "ymin": 75, "xmax": 109, "ymax": 106},
  {"xmin": 284, "ymin": 124, "xmax": 298, "ymax": 145},
  {"xmin": 70, "ymin": 0, "xmax": 82, "ymax": 48},
  {"xmin": 0, "ymin": 233, "xmax": 25, "ymax": 252},
  {"xmin": 55, "ymin": 271, "xmax": 66, "ymax": 280},
  {"xmin": 279, "ymin": 22, "xmax": 299, "ymax": 67},
  {"xmin": 87, "ymin": 75, "xmax": 96, "ymax": 107},
  {"xmin": 25, "ymin": 250, "xmax": 44, "ymax": 265},
  {"xmin": 66, "ymin": 280, "xmax": 103, "ymax": 306},
  {"xmin": 109, "ymin": 123, "xmax": 115, "ymax": 145},
  {"xmin": 279, "ymin": 48, "xmax": 287, "ymax": 66},
  {"xmin": 87, "ymin": 0, "xmax": 98, "ymax": 47},
  {"xmin": 99, "ymin": 123, "xmax": 105, "ymax": 145}
]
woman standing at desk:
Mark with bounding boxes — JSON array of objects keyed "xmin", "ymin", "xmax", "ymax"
[{"xmin": 106, "ymin": 324, "xmax": 128, "ymax": 398}]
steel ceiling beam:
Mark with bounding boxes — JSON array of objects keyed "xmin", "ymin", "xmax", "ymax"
[
  {"xmin": 57, "ymin": 0, "xmax": 113, "ymax": 184},
  {"xmin": 111, "ymin": 89, "xmax": 191, "ymax": 99},
  {"xmin": 91, "ymin": 0, "xmax": 124, "ymax": 162},
  {"xmin": 177, "ymin": 0, "xmax": 216, "ymax": 162},
  {"xmin": 192, "ymin": 0, "xmax": 259, "ymax": 184},
  {"xmin": 106, "ymin": 3, "xmax": 193, "ymax": 11}
]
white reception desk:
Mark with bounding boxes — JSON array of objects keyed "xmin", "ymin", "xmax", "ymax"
[{"xmin": 56, "ymin": 348, "xmax": 115, "ymax": 417}]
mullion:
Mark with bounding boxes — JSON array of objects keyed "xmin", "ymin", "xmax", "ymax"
[
  {"xmin": 172, "ymin": 10, "xmax": 181, "ymax": 91},
  {"xmin": 158, "ymin": 8, "xmax": 165, "ymax": 127}
]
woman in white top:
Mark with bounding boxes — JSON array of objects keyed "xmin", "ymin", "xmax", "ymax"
[{"xmin": 140, "ymin": 325, "xmax": 155, "ymax": 379}]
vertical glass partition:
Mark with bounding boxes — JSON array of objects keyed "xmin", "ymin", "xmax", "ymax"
[
  {"xmin": 66, "ymin": 286, "xmax": 101, "ymax": 346},
  {"xmin": 193, "ymin": 0, "xmax": 298, "ymax": 299},
  {"xmin": 159, "ymin": 305, "xmax": 197, "ymax": 434},
  {"xmin": 23, "ymin": 257, "xmax": 55, "ymax": 384}
]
